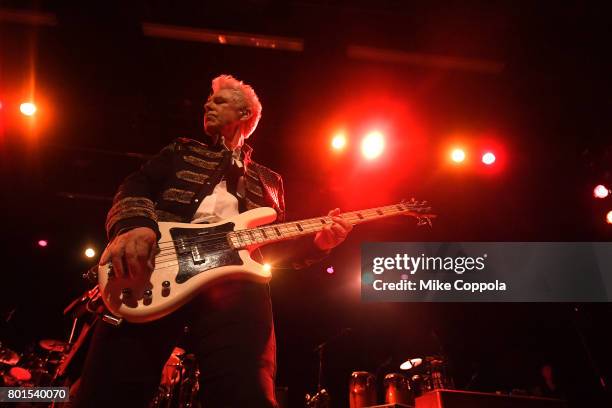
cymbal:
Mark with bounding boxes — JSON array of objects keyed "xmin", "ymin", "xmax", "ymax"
[
  {"xmin": 0, "ymin": 347, "xmax": 20, "ymax": 365},
  {"xmin": 39, "ymin": 339, "xmax": 68, "ymax": 352},
  {"xmin": 399, "ymin": 357, "xmax": 423, "ymax": 370}
]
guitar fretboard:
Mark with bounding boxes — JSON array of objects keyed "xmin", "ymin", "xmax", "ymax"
[{"xmin": 227, "ymin": 202, "xmax": 429, "ymax": 249}]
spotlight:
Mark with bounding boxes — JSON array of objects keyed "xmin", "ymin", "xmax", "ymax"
[
  {"xmin": 361, "ymin": 131, "xmax": 385, "ymax": 160},
  {"xmin": 593, "ymin": 185, "xmax": 610, "ymax": 199},
  {"xmin": 20, "ymin": 102, "xmax": 37, "ymax": 116},
  {"xmin": 326, "ymin": 266, "xmax": 334, "ymax": 274},
  {"xmin": 85, "ymin": 248, "xmax": 96, "ymax": 258},
  {"xmin": 37, "ymin": 240, "xmax": 48, "ymax": 248},
  {"xmin": 482, "ymin": 152, "xmax": 496, "ymax": 165},
  {"xmin": 331, "ymin": 133, "xmax": 347, "ymax": 151},
  {"xmin": 262, "ymin": 263, "xmax": 272, "ymax": 273},
  {"xmin": 451, "ymin": 148, "xmax": 466, "ymax": 163},
  {"xmin": 607, "ymin": 211, "xmax": 612, "ymax": 225}
]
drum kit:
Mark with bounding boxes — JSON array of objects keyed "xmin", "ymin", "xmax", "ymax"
[
  {"xmin": 348, "ymin": 355, "xmax": 454, "ymax": 408},
  {"xmin": 0, "ymin": 339, "xmax": 69, "ymax": 388}
]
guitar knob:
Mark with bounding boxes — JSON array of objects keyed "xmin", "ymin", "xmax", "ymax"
[
  {"xmin": 162, "ymin": 280, "xmax": 171, "ymax": 288},
  {"xmin": 121, "ymin": 288, "xmax": 131, "ymax": 297},
  {"xmin": 144, "ymin": 289, "xmax": 152, "ymax": 298}
]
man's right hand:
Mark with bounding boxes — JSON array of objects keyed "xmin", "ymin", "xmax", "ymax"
[{"xmin": 99, "ymin": 227, "xmax": 158, "ymax": 280}]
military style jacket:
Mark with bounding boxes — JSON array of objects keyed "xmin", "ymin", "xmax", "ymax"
[{"xmin": 105, "ymin": 137, "xmax": 326, "ymax": 269}]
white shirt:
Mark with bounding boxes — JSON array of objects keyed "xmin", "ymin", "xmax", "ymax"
[{"xmin": 191, "ymin": 142, "xmax": 245, "ymax": 224}]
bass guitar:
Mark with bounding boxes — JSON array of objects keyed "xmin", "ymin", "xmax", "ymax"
[{"xmin": 98, "ymin": 199, "xmax": 434, "ymax": 323}]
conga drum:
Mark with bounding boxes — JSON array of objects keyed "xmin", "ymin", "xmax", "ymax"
[
  {"xmin": 384, "ymin": 373, "xmax": 413, "ymax": 405},
  {"xmin": 349, "ymin": 371, "xmax": 376, "ymax": 408}
]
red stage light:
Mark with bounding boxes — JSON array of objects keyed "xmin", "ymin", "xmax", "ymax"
[
  {"xmin": 331, "ymin": 133, "xmax": 347, "ymax": 151},
  {"xmin": 326, "ymin": 266, "xmax": 335, "ymax": 274},
  {"xmin": 37, "ymin": 240, "xmax": 48, "ymax": 247},
  {"xmin": 593, "ymin": 184, "xmax": 610, "ymax": 199},
  {"xmin": 361, "ymin": 131, "xmax": 385, "ymax": 160},
  {"xmin": 482, "ymin": 152, "xmax": 496, "ymax": 165},
  {"xmin": 451, "ymin": 148, "xmax": 466, "ymax": 163},
  {"xmin": 607, "ymin": 211, "xmax": 612, "ymax": 225},
  {"xmin": 20, "ymin": 102, "xmax": 37, "ymax": 116}
]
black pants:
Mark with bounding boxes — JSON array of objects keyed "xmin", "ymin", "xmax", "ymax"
[{"xmin": 72, "ymin": 281, "xmax": 277, "ymax": 408}]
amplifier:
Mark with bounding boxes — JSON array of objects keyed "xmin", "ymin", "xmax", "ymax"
[{"xmin": 415, "ymin": 389, "xmax": 566, "ymax": 408}]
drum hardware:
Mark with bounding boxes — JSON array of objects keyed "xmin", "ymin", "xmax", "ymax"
[
  {"xmin": 400, "ymin": 355, "xmax": 454, "ymax": 393},
  {"xmin": 0, "ymin": 343, "xmax": 20, "ymax": 366},
  {"xmin": 150, "ymin": 348, "xmax": 201, "ymax": 408},
  {"xmin": 39, "ymin": 339, "xmax": 69, "ymax": 353},
  {"xmin": 305, "ymin": 389, "xmax": 330, "ymax": 408}
]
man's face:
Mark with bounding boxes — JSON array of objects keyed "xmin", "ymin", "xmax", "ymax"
[{"xmin": 203, "ymin": 88, "xmax": 244, "ymax": 138}]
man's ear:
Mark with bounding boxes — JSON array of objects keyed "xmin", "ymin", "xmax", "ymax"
[{"xmin": 240, "ymin": 108, "xmax": 252, "ymax": 121}]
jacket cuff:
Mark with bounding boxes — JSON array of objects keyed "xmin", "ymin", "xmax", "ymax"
[{"xmin": 108, "ymin": 216, "xmax": 160, "ymax": 241}]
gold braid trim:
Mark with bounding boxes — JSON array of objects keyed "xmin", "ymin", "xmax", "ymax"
[
  {"xmin": 186, "ymin": 144, "xmax": 224, "ymax": 158},
  {"xmin": 155, "ymin": 210, "xmax": 184, "ymax": 222},
  {"xmin": 176, "ymin": 170, "xmax": 208, "ymax": 185},
  {"xmin": 246, "ymin": 167, "xmax": 259, "ymax": 181},
  {"xmin": 183, "ymin": 155, "xmax": 219, "ymax": 170},
  {"xmin": 246, "ymin": 179, "xmax": 264, "ymax": 198},
  {"xmin": 105, "ymin": 197, "xmax": 156, "ymax": 233},
  {"xmin": 162, "ymin": 188, "xmax": 195, "ymax": 204}
]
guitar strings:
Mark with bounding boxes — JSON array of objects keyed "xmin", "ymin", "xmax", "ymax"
[
  {"xmin": 152, "ymin": 205, "xmax": 416, "ymax": 249},
  {"xmin": 102, "ymin": 206, "xmax": 426, "ymax": 272},
  {"xmin": 151, "ymin": 204, "xmax": 417, "ymax": 248},
  {"xmin": 151, "ymin": 206, "xmax": 420, "ymax": 259},
  {"xmin": 104, "ymin": 206, "xmax": 423, "ymax": 268}
]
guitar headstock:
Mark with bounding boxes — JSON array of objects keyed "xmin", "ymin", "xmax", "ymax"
[{"xmin": 400, "ymin": 198, "xmax": 436, "ymax": 227}]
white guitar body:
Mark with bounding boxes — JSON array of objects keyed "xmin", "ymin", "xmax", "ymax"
[{"xmin": 98, "ymin": 207, "xmax": 278, "ymax": 323}]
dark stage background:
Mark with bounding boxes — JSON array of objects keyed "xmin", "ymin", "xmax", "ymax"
[{"xmin": 1, "ymin": 1, "xmax": 611, "ymax": 407}]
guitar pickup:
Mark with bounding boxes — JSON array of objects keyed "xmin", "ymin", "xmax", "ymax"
[{"xmin": 191, "ymin": 246, "xmax": 206, "ymax": 263}]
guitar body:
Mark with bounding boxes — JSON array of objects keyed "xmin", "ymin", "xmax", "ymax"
[{"xmin": 98, "ymin": 207, "xmax": 278, "ymax": 323}]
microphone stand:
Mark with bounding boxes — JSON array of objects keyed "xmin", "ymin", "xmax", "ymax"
[{"xmin": 305, "ymin": 328, "xmax": 352, "ymax": 408}]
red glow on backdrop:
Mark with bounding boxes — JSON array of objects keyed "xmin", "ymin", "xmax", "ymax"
[
  {"xmin": 593, "ymin": 185, "xmax": 609, "ymax": 199},
  {"xmin": 309, "ymin": 88, "xmax": 428, "ymax": 210},
  {"xmin": 37, "ymin": 240, "xmax": 48, "ymax": 247},
  {"xmin": 361, "ymin": 131, "xmax": 385, "ymax": 160},
  {"xmin": 607, "ymin": 211, "xmax": 612, "ymax": 225}
]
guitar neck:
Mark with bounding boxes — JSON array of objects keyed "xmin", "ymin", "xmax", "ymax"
[{"xmin": 228, "ymin": 202, "xmax": 424, "ymax": 249}]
